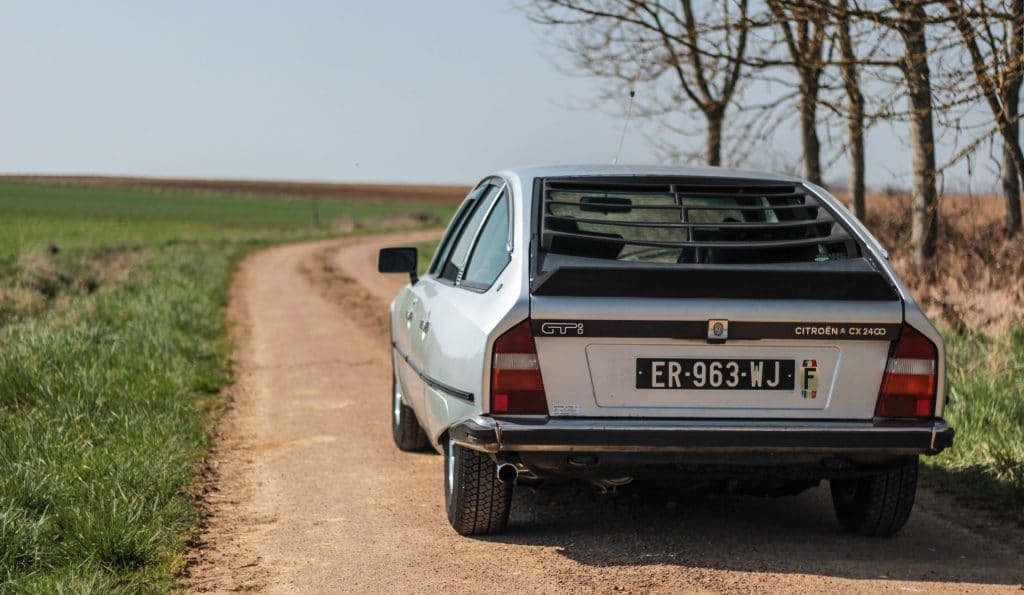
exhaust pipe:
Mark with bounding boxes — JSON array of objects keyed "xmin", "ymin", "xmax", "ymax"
[{"xmin": 496, "ymin": 462, "xmax": 518, "ymax": 484}]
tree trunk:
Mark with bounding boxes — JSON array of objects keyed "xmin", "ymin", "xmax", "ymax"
[
  {"xmin": 848, "ymin": 110, "xmax": 866, "ymax": 220},
  {"xmin": 1003, "ymin": 89, "xmax": 1022, "ymax": 233},
  {"xmin": 943, "ymin": 0, "xmax": 1024, "ymax": 220},
  {"xmin": 799, "ymin": 78, "xmax": 823, "ymax": 185},
  {"xmin": 897, "ymin": 4, "xmax": 939, "ymax": 268},
  {"xmin": 1003, "ymin": 0, "xmax": 1023, "ymax": 234},
  {"xmin": 706, "ymin": 108, "xmax": 724, "ymax": 167},
  {"xmin": 837, "ymin": 3, "xmax": 866, "ymax": 220}
]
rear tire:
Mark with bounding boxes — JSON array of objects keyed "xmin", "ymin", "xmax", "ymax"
[
  {"xmin": 830, "ymin": 456, "xmax": 918, "ymax": 537},
  {"xmin": 444, "ymin": 435, "xmax": 512, "ymax": 535},
  {"xmin": 391, "ymin": 369, "xmax": 430, "ymax": 452}
]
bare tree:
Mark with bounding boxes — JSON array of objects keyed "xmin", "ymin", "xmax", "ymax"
[
  {"xmin": 527, "ymin": 0, "xmax": 1024, "ymax": 265},
  {"xmin": 1003, "ymin": 15, "xmax": 1022, "ymax": 231},
  {"xmin": 892, "ymin": 0, "xmax": 940, "ymax": 266},
  {"xmin": 811, "ymin": 0, "xmax": 941, "ymax": 263},
  {"xmin": 527, "ymin": 0, "xmax": 751, "ymax": 166},
  {"xmin": 941, "ymin": 0, "xmax": 1024, "ymax": 232},
  {"xmin": 835, "ymin": 0, "xmax": 868, "ymax": 219},
  {"xmin": 810, "ymin": 0, "xmax": 940, "ymax": 264},
  {"xmin": 766, "ymin": 0, "xmax": 829, "ymax": 184}
]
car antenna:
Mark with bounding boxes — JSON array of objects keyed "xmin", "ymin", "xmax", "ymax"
[{"xmin": 613, "ymin": 48, "xmax": 647, "ymax": 165}]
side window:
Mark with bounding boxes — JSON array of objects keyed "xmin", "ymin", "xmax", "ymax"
[
  {"xmin": 440, "ymin": 185, "xmax": 502, "ymax": 282},
  {"xmin": 462, "ymin": 191, "xmax": 511, "ymax": 289},
  {"xmin": 428, "ymin": 183, "xmax": 489, "ymax": 277}
]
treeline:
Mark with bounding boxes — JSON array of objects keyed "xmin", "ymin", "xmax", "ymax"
[{"xmin": 526, "ymin": 0, "xmax": 1023, "ymax": 266}]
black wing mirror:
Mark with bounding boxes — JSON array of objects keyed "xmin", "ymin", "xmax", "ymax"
[{"xmin": 378, "ymin": 247, "xmax": 419, "ymax": 284}]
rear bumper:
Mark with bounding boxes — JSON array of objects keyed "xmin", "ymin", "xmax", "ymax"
[{"xmin": 449, "ymin": 417, "xmax": 954, "ymax": 457}]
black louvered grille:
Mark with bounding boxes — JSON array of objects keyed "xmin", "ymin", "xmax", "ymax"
[{"xmin": 540, "ymin": 178, "xmax": 856, "ymax": 265}]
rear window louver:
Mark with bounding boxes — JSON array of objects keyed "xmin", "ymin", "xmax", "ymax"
[{"xmin": 539, "ymin": 177, "xmax": 857, "ymax": 264}]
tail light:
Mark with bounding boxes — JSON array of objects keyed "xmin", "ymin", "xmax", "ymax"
[
  {"xmin": 875, "ymin": 326, "xmax": 938, "ymax": 418},
  {"xmin": 490, "ymin": 319, "xmax": 548, "ymax": 415}
]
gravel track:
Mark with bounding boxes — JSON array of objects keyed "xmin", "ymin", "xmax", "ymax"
[{"xmin": 184, "ymin": 232, "xmax": 1023, "ymax": 594}]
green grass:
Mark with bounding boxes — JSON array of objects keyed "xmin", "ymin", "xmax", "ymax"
[
  {"xmin": 924, "ymin": 326, "xmax": 1024, "ymax": 517},
  {"xmin": 0, "ymin": 181, "xmax": 454, "ymax": 590},
  {"xmin": 0, "ymin": 181, "xmax": 454, "ymax": 253},
  {"xmin": 0, "ymin": 244, "xmax": 238, "ymax": 591},
  {"xmin": 413, "ymin": 239, "xmax": 440, "ymax": 274}
]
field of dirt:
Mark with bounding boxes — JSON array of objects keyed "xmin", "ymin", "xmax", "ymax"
[
  {"xmin": 182, "ymin": 231, "xmax": 1023, "ymax": 593},
  {"xmin": 0, "ymin": 175, "xmax": 469, "ymax": 205}
]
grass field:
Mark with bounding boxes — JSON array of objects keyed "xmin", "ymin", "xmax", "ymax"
[
  {"xmin": 0, "ymin": 181, "xmax": 454, "ymax": 590},
  {"xmin": 925, "ymin": 328, "xmax": 1024, "ymax": 514},
  {"xmin": 0, "ymin": 181, "xmax": 456, "ymax": 254},
  {"xmin": 859, "ymin": 194, "xmax": 1024, "ymax": 518}
]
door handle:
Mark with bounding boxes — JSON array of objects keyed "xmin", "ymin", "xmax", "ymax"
[
  {"xmin": 405, "ymin": 309, "xmax": 415, "ymax": 321},
  {"xmin": 419, "ymin": 320, "xmax": 430, "ymax": 333}
]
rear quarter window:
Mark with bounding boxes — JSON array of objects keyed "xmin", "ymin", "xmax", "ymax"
[
  {"xmin": 461, "ymin": 192, "xmax": 511, "ymax": 289},
  {"xmin": 440, "ymin": 184, "xmax": 502, "ymax": 282}
]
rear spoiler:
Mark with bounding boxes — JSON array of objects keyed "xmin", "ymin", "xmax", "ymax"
[{"xmin": 530, "ymin": 263, "xmax": 899, "ymax": 301}]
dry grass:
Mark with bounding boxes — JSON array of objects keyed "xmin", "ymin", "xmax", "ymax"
[
  {"xmin": 848, "ymin": 193, "xmax": 1023, "ymax": 334},
  {"xmin": 0, "ymin": 247, "xmax": 144, "ymax": 325}
]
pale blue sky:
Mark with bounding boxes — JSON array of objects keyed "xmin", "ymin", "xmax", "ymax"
[{"xmin": 0, "ymin": 1, "xmax": 995, "ymax": 188}]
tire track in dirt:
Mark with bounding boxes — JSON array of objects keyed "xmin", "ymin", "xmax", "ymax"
[{"xmin": 184, "ymin": 233, "xmax": 1024, "ymax": 593}]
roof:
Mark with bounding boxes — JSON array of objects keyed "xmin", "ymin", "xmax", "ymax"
[{"xmin": 496, "ymin": 164, "xmax": 804, "ymax": 186}]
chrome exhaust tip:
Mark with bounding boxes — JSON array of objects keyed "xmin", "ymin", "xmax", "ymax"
[{"xmin": 496, "ymin": 462, "xmax": 519, "ymax": 484}]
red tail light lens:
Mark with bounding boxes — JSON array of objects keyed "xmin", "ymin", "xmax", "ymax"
[
  {"xmin": 491, "ymin": 320, "xmax": 548, "ymax": 415},
  {"xmin": 876, "ymin": 326, "xmax": 938, "ymax": 418}
]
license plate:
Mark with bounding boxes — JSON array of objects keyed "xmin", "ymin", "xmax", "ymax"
[{"xmin": 635, "ymin": 358, "xmax": 795, "ymax": 390}]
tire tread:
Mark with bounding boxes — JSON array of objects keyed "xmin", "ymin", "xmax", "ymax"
[
  {"xmin": 391, "ymin": 375, "xmax": 430, "ymax": 451},
  {"xmin": 447, "ymin": 443, "xmax": 512, "ymax": 535},
  {"xmin": 831, "ymin": 457, "xmax": 918, "ymax": 537}
]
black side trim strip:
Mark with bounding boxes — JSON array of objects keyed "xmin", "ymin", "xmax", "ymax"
[
  {"xmin": 531, "ymin": 320, "xmax": 901, "ymax": 341},
  {"xmin": 391, "ymin": 342, "xmax": 474, "ymax": 402}
]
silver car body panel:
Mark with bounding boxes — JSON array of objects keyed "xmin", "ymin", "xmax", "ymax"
[{"xmin": 388, "ymin": 165, "xmax": 947, "ymax": 451}]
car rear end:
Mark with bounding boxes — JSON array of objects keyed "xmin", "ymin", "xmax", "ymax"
[{"xmin": 449, "ymin": 172, "xmax": 952, "ymax": 536}]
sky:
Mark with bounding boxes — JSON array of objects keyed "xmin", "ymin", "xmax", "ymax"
[{"xmin": 0, "ymin": 1, "xmax": 999, "ymax": 189}]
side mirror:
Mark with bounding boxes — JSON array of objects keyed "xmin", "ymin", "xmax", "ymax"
[{"xmin": 378, "ymin": 247, "xmax": 419, "ymax": 284}]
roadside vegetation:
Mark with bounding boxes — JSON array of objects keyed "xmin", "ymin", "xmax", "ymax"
[
  {"xmin": 0, "ymin": 181, "xmax": 454, "ymax": 591},
  {"xmin": 863, "ymin": 194, "xmax": 1024, "ymax": 520},
  {"xmin": 933, "ymin": 328, "xmax": 1024, "ymax": 516},
  {"xmin": 414, "ymin": 239, "xmax": 439, "ymax": 275}
]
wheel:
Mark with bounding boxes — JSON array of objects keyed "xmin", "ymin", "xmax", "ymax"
[
  {"xmin": 830, "ymin": 456, "xmax": 918, "ymax": 537},
  {"xmin": 444, "ymin": 435, "xmax": 512, "ymax": 535},
  {"xmin": 391, "ymin": 369, "xmax": 430, "ymax": 451}
]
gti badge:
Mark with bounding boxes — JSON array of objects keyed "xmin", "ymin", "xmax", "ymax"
[
  {"xmin": 539, "ymin": 322, "xmax": 585, "ymax": 336},
  {"xmin": 800, "ymin": 359, "xmax": 819, "ymax": 399},
  {"xmin": 707, "ymin": 319, "xmax": 729, "ymax": 342}
]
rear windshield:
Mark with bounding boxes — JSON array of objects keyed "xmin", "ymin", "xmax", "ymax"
[{"xmin": 540, "ymin": 178, "xmax": 857, "ymax": 265}]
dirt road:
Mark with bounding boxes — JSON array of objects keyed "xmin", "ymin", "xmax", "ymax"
[{"xmin": 185, "ymin": 232, "xmax": 1024, "ymax": 593}]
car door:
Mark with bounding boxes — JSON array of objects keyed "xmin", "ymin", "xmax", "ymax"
[
  {"xmin": 399, "ymin": 182, "xmax": 492, "ymax": 415},
  {"xmin": 418, "ymin": 181, "xmax": 514, "ymax": 438}
]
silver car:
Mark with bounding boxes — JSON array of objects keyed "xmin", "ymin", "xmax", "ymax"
[{"xmin": 378, "ymin": 165, "xmax": 953, "ymax": 536}]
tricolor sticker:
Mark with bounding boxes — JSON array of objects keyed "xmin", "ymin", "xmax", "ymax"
[{"xmin": 800, "ymin": 359, "xmax": 819, "ymax": 399}]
